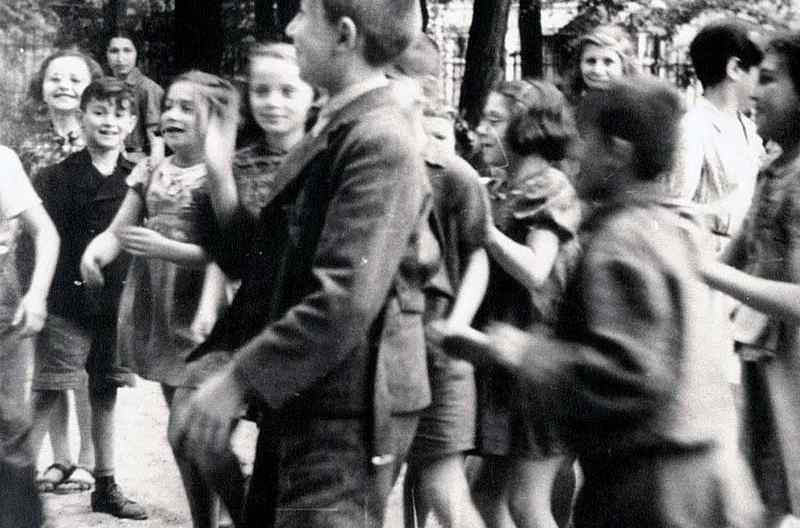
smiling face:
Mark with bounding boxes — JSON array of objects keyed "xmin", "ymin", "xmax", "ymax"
[
  {"xmin": 753, "ymin": 51, "xmax": 800, "ymax": 149},
  {"xmin": 107, "ymin": 37, "xmax": 138, "ymax": 78},
  {"xmin": 249, "ymin": 55, "xmax": 314, "ymax": 139},
  {"xmin": 81, "ymin": 97, "xmax": 136, "ymax": 152},
  {"xmin": 286, "ymin": 0, "xmax": 340, "ymax": 91},
  {"xmin": 160, "ymin": 81, "xmax": 208, "ymax": 154},
  {"xmin": 42, "ymin": 56, "xmax": 92, "ymax": 113},
  {"xmin": 475, "ymin": 92, "xmax": 512, "ymax": 167},
  {"xmin": 580, "ymin": 44, "xmax": 625, "ymax": 91}
]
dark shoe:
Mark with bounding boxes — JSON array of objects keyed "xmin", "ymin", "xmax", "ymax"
[{"xmin": 91, "ymin": 483, "xmax": 147, "ymax": 520}]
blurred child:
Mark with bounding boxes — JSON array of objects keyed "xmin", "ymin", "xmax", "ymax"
[
  {"xmin": 710, "ymin": 32, "xmax": 800, "ymax": 527},
  {"xmin": 470, "ymin": 79, "xmax": 581, "ymax": 528},
  {"xmin": 33, "ymin": 77, "xmax": 144, "ymax": 519},
  {"xmin": 388, "ymin": 35, "xmax": 490, "ymax": 528},
  {"xmin": 81, "ymin": 71, "xmax": 230, "ymax": 525},
  {"xmin": 439, "ymin": 78, "xmax": 765, "ymax": 528},
  {"xmin": 0, "ymin": 145, "xmax": 58, "ymax": 528}
]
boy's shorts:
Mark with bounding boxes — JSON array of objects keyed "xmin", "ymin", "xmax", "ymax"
[
  {"xmin": 409, "ymin": 352, "xmax": 476, "ymax": 460},
  {"xmin": 32, "ymin": 315, "xmax": 89, "ymax": 391},
  {"xmin": 33, "ymin": 315, "xmax": 135, "ymax": 393}
]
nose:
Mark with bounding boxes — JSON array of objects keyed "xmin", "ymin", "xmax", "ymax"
[
  {"xmin": 475, "ymin": 120, "xmax": 489, "ymax": 137},
  {"xmin": 286, "ymin": 15, "xmax": 298, "ymax": 38}
]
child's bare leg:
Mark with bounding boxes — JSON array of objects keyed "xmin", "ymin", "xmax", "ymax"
[
  {"xmin": 410, "ymin": 454, "xmax": 486, "ymax": 528},
  {"xmin": 74, "ymin": 384, "xmax": 95, "ymax": 469},
  {"xmin": 47, "ymin": 392, "xmax": 72, "ymax": 465},
  {"xmin": 507, "ymin": 455, "xmax": 565, "ymax": 528}
]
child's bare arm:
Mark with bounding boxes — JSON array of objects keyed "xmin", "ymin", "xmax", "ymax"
[
  {"xmin": 487, "ymin": 225, "xmax": 560, "ymax": 291},
  {"xmin": 13, "ymin": 203, "xmax": 59, "ymax": 336},
  {"xmin": 190, "ymin": 262, "xmax": 229, "ymax": 343},
  {"xmin": 81, "ymin": 189, "xmax": 143, "ymax": 286},
  {"xmin": 115, "ymin": 226, "xmax": 209, "ymax": 267},
  {"xmin": 203, "ymin": 85, "xmax": 241, "ymax": 228},
  {"xmin": 702, "ymin": 260, "xmax": 800, "ymax": 325}
]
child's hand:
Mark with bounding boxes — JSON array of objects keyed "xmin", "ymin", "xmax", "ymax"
[
  {"xmin": 12, "ymin": 293, "xmax": 47, "ymax": 337},
  {"xmin": 190, "ymin": 309, "xmax": 218, "ymax": 344},
  {"xmin": 204, "ymin": 84, "xmax": 240, "ymax": 180},
  {"xmin": 80, "ymin": 248, "xmax": 106, "ymax": 287},
  {"xmin": 116, "ymin": 226, "xmax": 169, "ymax": 259}
]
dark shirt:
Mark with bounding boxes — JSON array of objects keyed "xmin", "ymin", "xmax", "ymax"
[{"xmin": 34, "ymin": 149, "xmax": 133, "ymax": 327}]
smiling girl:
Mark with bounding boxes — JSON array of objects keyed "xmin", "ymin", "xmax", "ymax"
[{"xmin": 566, "ymin": 25, "xmax": 640, "ymax": 104}]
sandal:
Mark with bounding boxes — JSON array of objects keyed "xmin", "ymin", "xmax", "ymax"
[
  {"xmin": 35, "ymin": 463, "xmax": 74, "ymax": 493},
  {"xmin": 54, "ymin": 466, "xmax": 94, "ymax": 494}
]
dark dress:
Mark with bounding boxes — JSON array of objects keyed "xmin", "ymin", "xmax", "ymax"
[{"xmin": 476, "ymin": 165, "xmax": 581, "ymax": 457}]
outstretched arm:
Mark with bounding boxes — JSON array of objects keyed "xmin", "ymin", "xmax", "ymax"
[{"xmin": 486, "ymin": 225, "xmax": 559, "ymax": 291}]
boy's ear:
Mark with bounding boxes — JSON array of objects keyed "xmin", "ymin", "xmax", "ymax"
[
  {"xmin": 336, "ymin": 16, "xmax": 358, "ymax": 50},
  {"xmin": 726, "ymin": 56, "xmax": 743, "ymax": 80}
]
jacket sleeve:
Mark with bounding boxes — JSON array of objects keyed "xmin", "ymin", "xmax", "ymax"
[
  {"xmin": 518, "ymin": 235, "xmax": 681, "ymax": 428},
  {"xmin": 230, "ymin": 117, "xmax": 427, "ymax": 409}
]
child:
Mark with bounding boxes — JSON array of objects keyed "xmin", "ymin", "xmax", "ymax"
[
  {"xmin": 469, "ymin": 79, "xmax": 581, "ymax": 528},
  {"xmin": 706, "ymin": 32, "xmax": 800, "ymax": 526},
  {"xmin": 0, "ymin": 145, "xmax": 59, "ymax": 528},
  {"xmin": 106, "ymin": 29, "xmax": 165, "ymax": 161},
  {"xmin": 81, "ymin": 70, "xmax": 229, "ymax": 526},
  {"xmin": 439, "ymin": 78, "xmax": 765, "ymax": 528},
  {"xmin": 17, "ymin": 48, "xmax": 102, "ymax": 495},
  {"xmin": 388, "ymin": 35, "xmax": 490, "ymax": 528},
  {"xmin": 32, "ymin": 77, "xmax": 145, "ymax": 519},
  {"xmin": 565, "ymin": 25, "xmax": 639, "ymax": 104},
  {"xmin": 170, "ymin": 1, "xmax": 434, "ymax": 526},
  {"xmin": 234, "ymin": 42, "xmax": 314, "ymax": 216}
]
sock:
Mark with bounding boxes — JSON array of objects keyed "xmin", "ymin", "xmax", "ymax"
[{"xmin": 95, "ymin": 475, "xmax": 115, "ymax": 494}]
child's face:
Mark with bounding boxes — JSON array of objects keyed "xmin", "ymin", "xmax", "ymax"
[
  {"xmin": 753, "ymin": 51, "xmax": 800, "ymax": 148},
  {"xmin": 81, "ymin": 97, "xmax": 136, "ymax": 151},
  {"xmin": 42, "ymin": 56, "xmax": 92, "ymax": 113},
  {"xmin": 107, "ymin": 37, "xmax": 138, "ymax": 78},
  {"xmin": 422, "ymin": 115, "xmax": 455, "ymax": 154},
  {"xmin": 476, "ymin": 92, "xmax": 511, "ymax": 167},
  {"xmin": 161, "ymin": 81, "xmax": 208, "ymax": 153},
  {"xmin": 249, "ymin": 56, "xmax": 314, "ymax": 139},
  {"xmin": 286, "ymin": 0, "xmax": 339, "ymax": 90},
  {"xmin": 580, "ymin": 44, "xmax": 624, "ymax": 91}
]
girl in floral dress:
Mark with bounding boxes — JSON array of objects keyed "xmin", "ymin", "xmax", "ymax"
[
  {"xmin": 81, "ymin": 70, "xmax": 232, "ymax": 528},
  {"xmin": 472, "ymin": 79, "xmax": 582, "ymax": 528}
]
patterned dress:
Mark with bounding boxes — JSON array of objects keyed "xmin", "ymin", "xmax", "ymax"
[
  {"xmin": 233, "ymin": 140, "xmax": 289, "ymax": 217},
  {"xmin": 18, "ymin": 125, "xmax": 85, "ymax": 181},
  {"xmin": 117, "ymin": 156, "xmax": 216, "ymax": 386},
  {"xmin": 476, "ymin": 165, "xmax": 582, "ymax": 457}
]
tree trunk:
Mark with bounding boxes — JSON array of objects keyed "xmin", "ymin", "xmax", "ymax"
[
  {"xmin": 420, "ymin": 0, "xmax": 429, "ymax": 31},
  {"xmin": 174, "ymin": 0, "xmax": 224, "ymax": 73},
  {"xmin": 254, "ymin": 0, "xmax": 274, "ymax": 40},
  {"xmin": 459, "ymin": 0, "xmax": 512, "ymax": 126},
  {"xmin": 519, "ymin": 0, "xmax": 543, "ymax": 78}
]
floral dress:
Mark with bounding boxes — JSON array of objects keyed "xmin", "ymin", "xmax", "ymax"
[
  {"xmin": 476, "ymin": 165, "xmax": 582, "ymax": 457},
  {"xmin": 18, "ymin": 126, "xmax": 84, "ymax": 181},
  {"xmin": 117, "ymin": 156, "xmax": 216, "ymax": 386}
]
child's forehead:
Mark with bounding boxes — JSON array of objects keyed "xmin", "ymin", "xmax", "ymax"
[{"xmin": 85, "ymin": 96, "xmax": 133, "ymax": 112}]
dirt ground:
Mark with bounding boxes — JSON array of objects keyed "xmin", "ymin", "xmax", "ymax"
[{"xmin": 38, "ymin": 378, "xmax": 405, "ymax": 528}]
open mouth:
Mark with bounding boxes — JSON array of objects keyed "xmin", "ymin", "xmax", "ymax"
[{"xmin": 162, "ymin": 126, "xmax": 184, "ymax": 134}]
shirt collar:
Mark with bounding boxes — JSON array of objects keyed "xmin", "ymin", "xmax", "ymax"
[{"xmin": 310, "ymin": 75, "xmax": 388, "ymax": 137}]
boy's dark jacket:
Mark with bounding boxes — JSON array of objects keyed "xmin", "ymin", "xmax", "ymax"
[
  {"xmin": 192, "ymin": 86, "xmax": 434, "ymax": 455},
  {"xmin": 34, "ymin": 149, "xmax": 133, "ymax": 327}
]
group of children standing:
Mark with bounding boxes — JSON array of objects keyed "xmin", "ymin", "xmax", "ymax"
[{"xmin": 4, "ymin": 2, "xmax": 800, "ymax": 528}]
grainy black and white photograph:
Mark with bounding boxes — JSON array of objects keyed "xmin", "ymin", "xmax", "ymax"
[{"xmin": 2, "ymin": 0, "xmax": 800, "ymax": 527}]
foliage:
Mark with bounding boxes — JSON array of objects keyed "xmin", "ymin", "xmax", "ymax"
[
  {"xmin": 0, "ymin": 1, "xmax": 60, "ymax": 36},
  {"xmin": 567, "ymin": 0, "xmax": 796, "ymax": 39}
]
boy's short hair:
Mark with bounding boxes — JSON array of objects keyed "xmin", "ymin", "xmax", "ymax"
[
  {"xmin": 765, "ymin": 32, "xmax": 800, "ymax": 95},
  {"xmin": 80, "ymin": 76, "xmax": 136, "ymax": 111},
  {"xmin": 690, "ymin": 22, "xmax": 763, "ymax": 89},
  {"xmin": 498, "ymin": 79, "xmax": 575, "ymax": 163},
  {"xmin": 578, "ymin": 77, "xmax": 685, "ymax": 181},
  {"xmin": 321, "ymin": 0, "xmax": 419, "ymax": 66}
]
